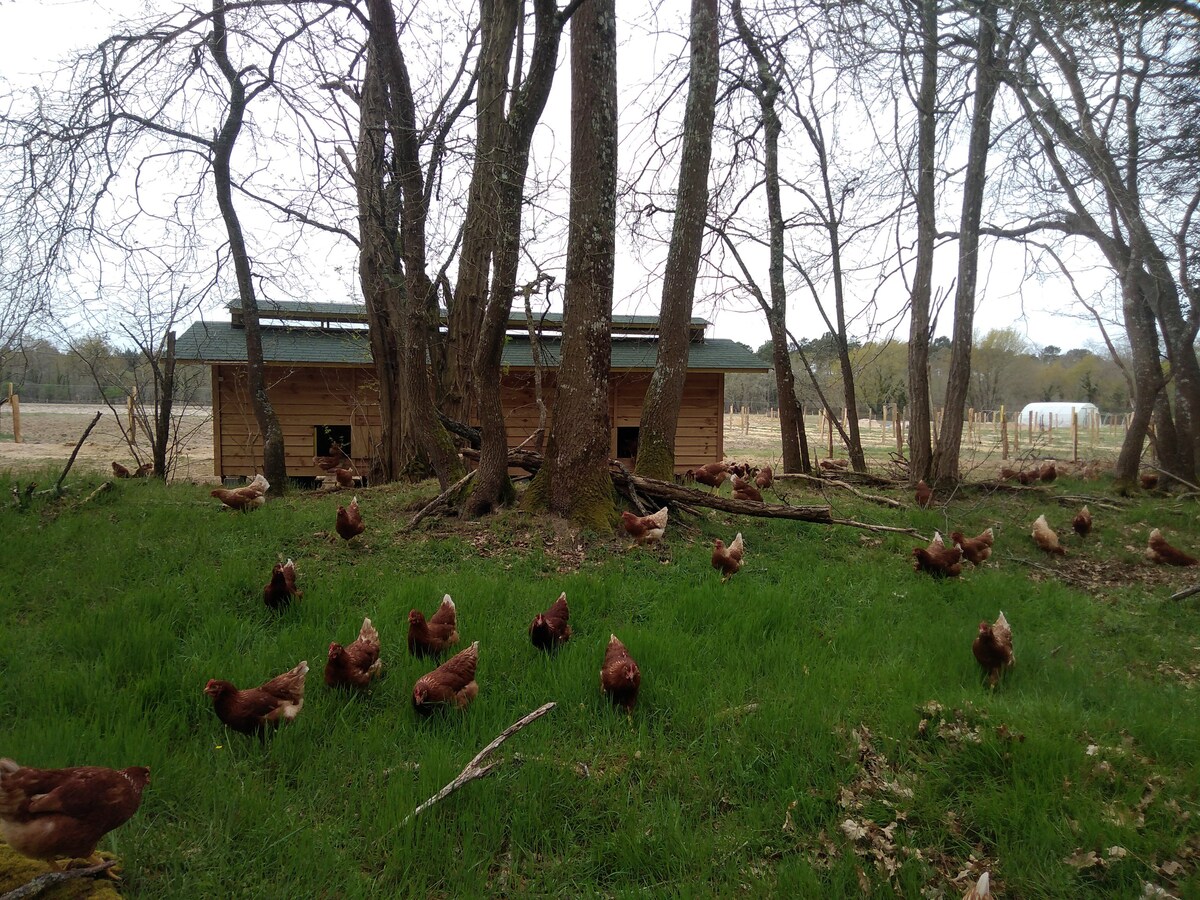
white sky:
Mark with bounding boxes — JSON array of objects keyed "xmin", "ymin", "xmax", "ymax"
[{"xmin": 0, "ymin": 0, "xmax": 1115, "ymax": 355}]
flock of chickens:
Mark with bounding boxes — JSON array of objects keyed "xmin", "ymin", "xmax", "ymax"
[{"xmin": 4, "ymin": 453, "xmax": 1196, "ymax": 886}]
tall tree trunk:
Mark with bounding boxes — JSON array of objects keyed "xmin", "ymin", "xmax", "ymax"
[
  {"xmin": 208, "ymin": 0, "xmax": 286, "ymax": 492},
  {"xmin": 933, "ymin": 0, "xmax": 1001, "ymax": 486},
  {"xmin": 635, "ymin": 0, "xmax": 719, "ymax": 481},
  {"xmin": 1113, "ymin": 264, "xmax": 1166, "ymax": 487},
  {"xmin": 354, "ymin": 51, "xmax": 407, "ymax": 483},
  {"xmin": 526, "ymin": 0, "xmax": 618, "ymax": 528},
  {"xmin": 465, "ymin": 0, "xmax": 575, "ymax": 517},
  {"xmin": 730, "ymin": 0, "xmax": 807, "ymax": 474},
  {"xmin": 770, "ymin": 317, "xmax": 810, "ymax": 473},
  {"xmin": 360, "ymin": 0, "xmax": 464, "ymax": 489},
  {"xmin": 152, "ymin": 330, "xmax": 175, "ymax": 480},
  {"xmin": 906, "ymin": 0, "xmax": 937, "ymax": 484}
]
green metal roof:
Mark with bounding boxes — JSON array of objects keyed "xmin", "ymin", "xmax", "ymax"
[
  {"xmin": 176, "ymin": 322, "xmax": 768, "ymax": 372},
  {"xmin": 225, "ymin": 300, "xmax": 710, "ymax": 334}
]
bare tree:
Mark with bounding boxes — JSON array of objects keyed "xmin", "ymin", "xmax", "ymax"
[
  {"xmin": 635, "ymin": 0, "xmax": 720, "ymax": 481},
  {"xmin": 725, "ymin": 0, "xmax": 812, "ymax": 474},
  {"xmin": 994, "ymin": 1, "xmax": 1200, "ymax": 484},
  {"xmin": 526, "ymin": 0, "xmax": 619, "ymax": 528},
  {"xmin": 355, "ymin": 0, "xmax": 467, "ymax": 489},
  {"xmin": 462, "ymin": 0, "xmax": 581, "ymax": 516},
  {"xmin": 932, "ymin": 0, "xmax": 1008, "ymax": 485}
]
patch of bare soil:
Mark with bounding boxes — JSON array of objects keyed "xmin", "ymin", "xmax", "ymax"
[{"xmin": 0, "ymin": 403, "xmax": 214, "ymax": 482}]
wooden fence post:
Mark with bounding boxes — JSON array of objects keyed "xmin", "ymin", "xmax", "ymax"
[
  {"xmin": 881, "ymin": 405, "xmax": 888, "ymax": 445},
  {"xmin": 128, "ymin": 390, "xmax": 137, "ymax": 443},
  {"xmin": 895, "ymin": 406, "xmax": 903, "ymax": 455},
  {"xmin": 1028, "ymin": 410, "xmax": 1033, "ymax": 443},
  {"xmin": 1071, "ymin": 408, "xmax": 1078, "ymax": 462},
  {"xmin": 1000, "ymin": 404, "xmax": 1008, "ymax": 460},
  {"xmin": 10, "ymin": 390, "xmax": 20, "ymax": 444}
]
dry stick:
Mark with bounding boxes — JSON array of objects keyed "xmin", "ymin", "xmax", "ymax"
[
  {"xmin": 1143, "ymin": 462, "xmax": 1200, "ymax": 494},
  {"xmin": 406, "ymin": 471, "xmax": 476, "ymax": 529},
  {"xmin": 53, "ymin": 411, "xmax": 103, "ymax": 495},
  {"xmin": 401, "ymin": 701, "xmax": 556, "ymax": 826},
  {"xmin": 829, "ymin": 518, "xmax": 930, "ymax": 540},
  {"xmin": 611, "ymin": 459, "xmax": 651, "ymax": 516},
  {"xmin": 776, "ymin": 472, "xmax": 903, "ymax": 508},
  {"xmin": 0, "ymin": 860, "xmax": 117, "ymax": 900},
  {"xmin": 77, "ymin": 481, "xmax": 114, "ymax": 506},
  {"xmin": 1170, "ymin": 584, "xmax": 1200, "ymax": 602}
]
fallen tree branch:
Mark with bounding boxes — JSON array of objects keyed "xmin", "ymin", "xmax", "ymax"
[
  {"xmin": 0, "ymin": 860, "xmax": 117, "ymax": 900},
  {"xmin": 406, "ymin": 470, "xmax": 475, "ymax": 529},
  {"xmin": 1170, "ymin": 583, "xmax": 1200, "ymax": 602},
  {"xmin": 611, "ymin": 459, "xmax": 651, "ymax": 516},
  {"xmin": 1144, "ymin": 462, "xmax": 1200, "ymax": 495},
  {"xmin": 829, "ymin": 518, "xmax": 930, "ymax": 540},
  {"xmin": 1055, "ymin": 494, "xmax": 1125, "ymax": 511},
  {"xmin": 54, "ymin": 411, "xmax": 102, "ymax": 495},
  {"xmin": 77, "ymin": 481, "xmax": 113, "ymax": 506},
  {"xmin": 401, "ymin": 701, "xmax": 556, "ymax": 826},
  {"xmin": 438, "ymin": 411, "xmax": 481, "ymax": 450},
  {"xmin": 776, "ymin": 472, "xmax": 903, "ymax": 508}
]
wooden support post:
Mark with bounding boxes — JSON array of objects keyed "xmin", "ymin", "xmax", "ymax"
[
  {"xmin": 1028, "ymin": 410, "xmax": 1033, "ymax": 443},
  {"xmin": 1071, "ymin": 408, "xmax": 1078, "ymax": 462},
  {"xmin": 881, "ymin": 405, "xmax": 888, "ymax": 445},
  {"xmin": 10, "ymin": 393, "xmax": 20, "ymax": 444},
  {"xmin": 968, "ymin": 407, "xmax": 975, "ymax": 443},
  {"xmin": 1000, "ymin": 405, "xmax": 1008, "ymax": 460},
  {"xmin": 895, "ymin": 405, "xmax": 903, "ymax": 455},
  {"xmin": 127, "ymin": 393, "xmax": 136, "ymax": 443},
  {"xmin": 827, "ymin": 409, "xmax": 834, "ymax": 458}
]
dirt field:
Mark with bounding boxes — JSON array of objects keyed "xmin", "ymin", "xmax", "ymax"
[
  {"xmin": 0, "ymin": 404, "xmax": 1126, "ymax": 483},
  {"xmin": 0, "ymin": 402, "xmax": 216, "ymax": 482}
]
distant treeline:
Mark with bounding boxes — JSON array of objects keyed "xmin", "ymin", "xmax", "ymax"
[
  {"xmin": 726, "ymin": 328, "xmax": 1131, "ymax": 417},
  {"xmin": 1, "ymin": 338, "xmax": 212, "ymax": 404}
]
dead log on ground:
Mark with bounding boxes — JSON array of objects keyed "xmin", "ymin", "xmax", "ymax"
[
  {"xmin": 52, "ymin": 411, "xmax": 103, "ymax": 495},
  {"xmin": 0, "ymin": 860, "xmax": 117, "ymax": 900}
]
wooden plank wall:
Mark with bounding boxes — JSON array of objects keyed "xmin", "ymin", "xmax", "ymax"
[
  {"xmin": 214, "ymin": 365, "xmax": 381, "ymax": 477},
  {"xmin": 213, "ymin": 365, "xmax": 724, "ymax": 478}
]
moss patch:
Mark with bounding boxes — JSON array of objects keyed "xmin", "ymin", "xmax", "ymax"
[
  {"xmin": 0, "ymin": 844, "xmax": 122, "ymax": 899},
  {"xmin": 633, "ymin": 433, "xmax": 675, "ymax": 482}
]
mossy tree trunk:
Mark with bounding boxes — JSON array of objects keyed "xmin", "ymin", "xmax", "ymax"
[
  {"xmin": 528, "ymin": 0, "xmax": 618, "ymax": 530},
  {"xmin": 635, "ymin": 0, "xmax": 719, "ymax": 482}
]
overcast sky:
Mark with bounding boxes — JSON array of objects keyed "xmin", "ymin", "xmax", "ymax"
[{"xmin": 0, "ymin": 0, "xmax": 1115, "ymax": 355}]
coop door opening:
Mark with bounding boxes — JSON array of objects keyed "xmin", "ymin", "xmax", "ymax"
[
  {"xmin": 315, "ymin": 424, "xmax": 352, "ymax": 458},
  {"xmin": 616, "ymin": 426, "xmax": 639, "ymax": 460}
]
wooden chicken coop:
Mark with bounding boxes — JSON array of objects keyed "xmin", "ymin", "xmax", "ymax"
[{"xmin": 175, "ymin": 301, "xmax": 769, "ymax": 481}]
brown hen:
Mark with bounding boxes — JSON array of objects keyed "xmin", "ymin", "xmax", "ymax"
[
  {"xmin": 1031, "ymin": 514, "xmax": 1066, "ymax": 555},
  {"xmin": 111, "ymin": 461, "xmax": 132, "ymax": 479},
  {"xmin": 621, "ymin": 507, "xmax": 669, "ymax": 547},
  {"xmin": 0, "ymin": 759, "xmax": 150, "ymax": 864},
  {"xmin": 915, "ymin": 479, "xmax": 933, "ymax": 509},
  {"xmin": 335, "ymin": 496, "xmax": 365, "ymax": 540},
  {"xmin": 204, "ymin": 660, "xmax": 308, "ymax": 736},
  {"xmin": 325, "ymin": 618, "xmax": 383, "ymax": 689},
  {"xmin": 754, "ymin": 464, "xmax": 774, "ymax": 490},
  {"xmin": 408, "ymin": 595, "xmax": 459, "ymax": 658},
  {"xmin": 412, "ymin": 642, "xmax": 479, "ymax": 714},
  {"xmin": 1072, "ymin": 506, "xmax": 1092, "ymax": 537},
  {"xmin": 687, "ymin": 462, "xmax": 728, "ymax": 491},
  {"xmin": 731, "ymin": 474, "xmax": 763, "ymax": 503},
  {"xmin": 972, "ymin": 612, "xmax": 1014, "ymax": 687},
  {"xmin": 1039, "ymin": 461, "xmax": 1057, "ymax": 482},
  {"xmin": 712, "ymin": 532, "xmax": 745, "ymax": 582},
  {"xmin": 263, "ymin": 557, "xmax": 301, "ymax": 611},
  {"xmin": 529, "ymin": 592, "xmax": 571, "ymax": 652},
  {"xmin": 1146, "ymin": 528, "xmax": 1198, "ymax": 566},
  {"xmin": 601, "ymin": 634, "xmax": 641, "ymax": 711},
  {"xmin": 950, "ymin": 528, "xmax": 993, "ymax": 566},
  {"xmin": 913, "ymin": 532, "xmax": 963, "ymax": 577}
]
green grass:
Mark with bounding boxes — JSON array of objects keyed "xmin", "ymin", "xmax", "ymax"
[{"xmin": 1, "ymin": 470, "xmax": 1198, "ymax": 898}]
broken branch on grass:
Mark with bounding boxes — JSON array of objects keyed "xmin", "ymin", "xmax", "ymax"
[
  {"xmin": 401, "ymin": 701, "xmax": 556, "ymax": 826},
  {"xmin": 1143, "ymin": 462, "xmax": 1200, "ymax": 495},
  {"xmin": 830, "ymin": 518, "xmax": 930, "ymax": 540},
  {"xmin": 77, "ymin": 481, "xmax": 113, "ymax": 506},
  {"xmin": 53, "ymin": 411, "xmax": 102, "ymax": 495},
  {"xmin": 776, "ymin": 472, "xmax": 903, "ymax": 508},
  {"xmin": 1170, "ymin": 584, "xmax": 1200, "ymax": 602},
  {"xmin": 406, "ymin": 470, "xmax": 475, "ymax": 529},
  {"xmin": 0, "ymin": 860, "xmax": 117, "ymax": 900}
]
